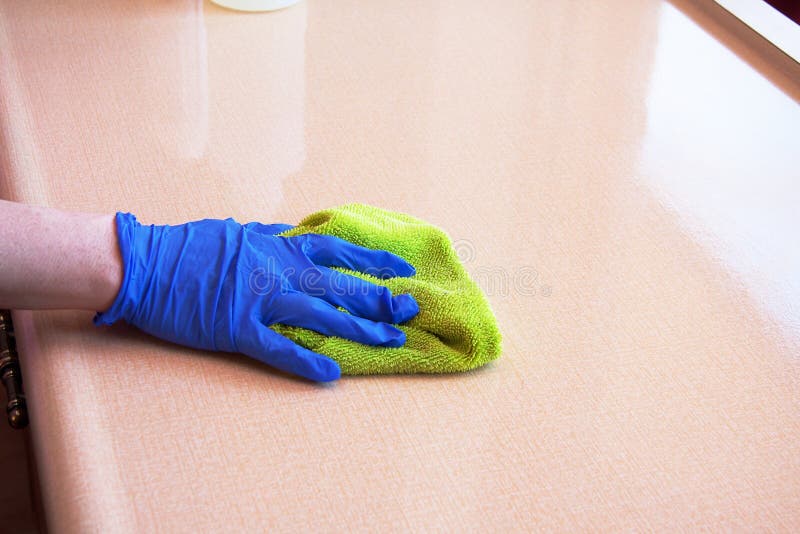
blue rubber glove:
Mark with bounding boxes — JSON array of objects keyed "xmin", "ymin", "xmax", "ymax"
[{"xmin": 94, "ymin": 213, "xmax": 419, "ymax": 382}]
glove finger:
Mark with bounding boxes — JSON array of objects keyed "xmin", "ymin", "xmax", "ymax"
[
  {"xmin": 271, "ymin": 291, "xmax": 407, "ymax": 348},
  {"xmin": 244, "ymin": 222, "xmax": 294, "ymax": 236},
  {"xmin": 300, "ymin": 266, "xmax": 419, "ymax": 324},
  {"xmin": 238, "ymin": 320, "xmax": 341, "ymax": 382},
  {"xmin": 293, "ymin": 234, "xmax": 415, "ymax": 279}
]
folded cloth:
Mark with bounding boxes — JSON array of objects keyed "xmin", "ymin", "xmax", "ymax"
[{"xmin": 273, "ymin": 204, "xmax": 502, "ymax": 375}]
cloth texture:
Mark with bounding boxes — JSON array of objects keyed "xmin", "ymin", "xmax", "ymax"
[{"xmin": 274, "ymin": 204, "xmax": 502, "ymax": 375}]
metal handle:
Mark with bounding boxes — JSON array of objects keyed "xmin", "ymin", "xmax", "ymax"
[{"xmin": 0, "ymin": 310, "xmax": 28, "ymax": 429}]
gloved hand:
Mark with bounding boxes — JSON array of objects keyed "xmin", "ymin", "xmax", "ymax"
[{"xmin": 94, "ymin": 213, "xmax": 419, "ymax": 382}]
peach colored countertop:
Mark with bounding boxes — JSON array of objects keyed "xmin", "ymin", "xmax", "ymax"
[{"xmin": 1, "ymin": 0, "xmax": 799, "ymax": 531}]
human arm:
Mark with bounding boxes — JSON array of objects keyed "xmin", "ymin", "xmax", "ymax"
[
  {"xmin": 0, "ymin": 201, "xmax": 419, "ymax": 381},
  {"xmin": 0, "ymin": 200, "xmax": 122, "ymax": 311}
]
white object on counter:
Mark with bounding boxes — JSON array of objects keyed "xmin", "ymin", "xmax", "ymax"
[{"xmin": 210, "ymin": 0, "xmax": 301, "ymax": 12}]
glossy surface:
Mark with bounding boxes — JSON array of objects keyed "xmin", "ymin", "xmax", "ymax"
[{"xmin": 1, "ymin": 0, "xmax": 799, "ymax": 530}]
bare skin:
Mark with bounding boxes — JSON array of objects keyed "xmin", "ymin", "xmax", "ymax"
[{"xmin": 0, "ymin": 200, "xmax": 122, "ymax": 311}]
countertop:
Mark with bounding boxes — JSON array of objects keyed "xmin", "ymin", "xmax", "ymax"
[{"xmin": 0, "ymin": 0, "xmax": 799, "ymax": 530}]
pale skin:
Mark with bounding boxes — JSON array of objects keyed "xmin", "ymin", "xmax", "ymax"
[{"xmin": 0, "ymin": 200, "xmax": 123, "ymax": 311}]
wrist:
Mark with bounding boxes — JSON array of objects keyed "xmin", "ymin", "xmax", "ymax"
[
  {"xmin": 93, "ymin": 213, "xmax": 125, "ymax": 312},
  {"xmin": 94, "ymin": 212, "xmax": 141, "ymax": 323}
]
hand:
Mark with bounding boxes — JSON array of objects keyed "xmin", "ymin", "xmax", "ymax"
[{"xmin": 94, "ymin": 213, "xmax": 419, "ymax": 382}]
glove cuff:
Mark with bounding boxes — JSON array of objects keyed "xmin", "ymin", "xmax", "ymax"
[{"xmin": 93, "ymin": 212, "xmax": 141, "ymax": 326}]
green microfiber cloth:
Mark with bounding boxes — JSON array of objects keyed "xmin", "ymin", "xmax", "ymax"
[{"xmin": 273, "ymin": 204, "xmax": 502, "ymax": 375}]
